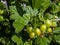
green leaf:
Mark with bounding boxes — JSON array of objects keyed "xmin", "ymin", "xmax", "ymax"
[
  {"xmin": 22, "ymin": 0, "xmax": 28, "ymax": 2},
  {"xmin": 23, "ymin": 6, "xmax": 38, "ymax": 16},
  {"xmin": 38, "ymin": 11, "xmax": 44, "ymax": 21},
  {"xmin": 54, "ymin": 27, "xmax": 60, "ymax": 30},
  {"xmin": 44, "ymin": 13, "xmax": 55, "ymax": 19},
  {"xmin": 0, "ymin": 2, "xmax": 4, "ymax": 9},
  {"xmin": 10, "ymin": 6, "xmax": 25, "ymax": 33},
  {"xmin": 0, "ymin": 38, "xmax": 3, "ymax": 42},
  {"xmin": 12, "ymin": 35, "xmax": 23, "ymax": 45},
  {"xmin": 0, "ymin": 15, "xmax": 4, "ymax": 21},
  {"xmin": 54, "ymin": 35, "xmax": 60, "ymax": 43},
  {"xmin": 10, "ymin": 6, "xmax": 21, "ymax": 20},
  {"xmin": 10, "ymin": 6, "xmax": 31, "ymax": 33},
  {"xmin": 50, "ymin": 3, "xmax": 60, "ymax": 14},
  {"xmin": 40, "ymin": 37, "xmax": 50, "ymax": 45},
  {"xmin": 34, "ymin": 37, "xmax": 50, "ymax": 45},
  {"xmin": 23, "ymin": 14, "xmax": 31, "ymax": 23},
  {"xmin": 18, "ymin": 37, "xmax": 23, "ymax": 45},
  {"xmin": 32, "ymin": 0, "xmax": 50, "ymax": 10},
  {"xmin": 24, "ymin": 41, "xmax": 32, "ymax": 45},
  {"xmin": 11, "ymin": 35, "xmax": 20, "ymax": 43}
]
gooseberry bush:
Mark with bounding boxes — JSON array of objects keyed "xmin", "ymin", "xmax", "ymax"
[{"xmin": 0, "ymin": 0, "xmax": 60, "ymax": 45}]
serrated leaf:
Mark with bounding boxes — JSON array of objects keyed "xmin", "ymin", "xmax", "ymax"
[
  {"xmin": 50, "ymin": 3, "xmax": 60, "ymax": 13},
  {"xmin": 44, "ymin": 13, "xmax": 55, "ymax": 19},
  {"xmin": 24, "ymin": 41, "xmax": 32, "ymax": 45},
  {"xmin": 22, "ymin": 0, "xmax": 28, "ymax": 2},
  {"xmin": 54, "ymin": 27, "xmax": 60, "ymax": 30},
  {"xmin": 34, "ymin": 37, "xmax": 50, "ymax": 45},
  {"xmin": 17, "ymin": 37, "xmax": 23, "ymax": 45},
  {"xmin": 10, "ymin": 6, "xmax": 31, "ymax": 33},
  {"xmin": 54, "ymin": 35, "xmax": 60, "ymax": 43},
  {"xmin": 15, "ymin": 24, "xmax": 24, "ymax": 33},
  {"xmin": 23, "ymin": 6, "xmax": 38, "ymax": 16},
  {"xmin": 38, "ymin": 11, "xmax": 44, "ymax": 21},
  {"xmin": 40, "ymin": 37, "xmax": 50, "ymax": 45},
  {"xmin": 10, "ymin": 6, "xmax": 21, "ymax": 20},
  {"xmin": 23, "ymin": 6, "xmax": 33, "ymax": 14},
  {"xmin": 0, "ymin": 2, "xmax": 4, "ymax": 9},
  {"xmin": 23, "ymin": 14, "xmax": 31, "ymax": 22},
  {"xmin": 11, "ymin": 35, "xmax": 20, "ymax": 43},
  {"xmin": 12, "ymin": 35, "xmax": 23, "ymax": 45},
  {"xmin": 32, "ymin": 0, "xmax": 50, "ymax": 10}
]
